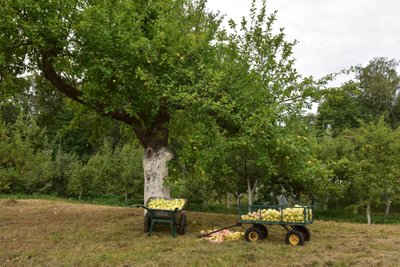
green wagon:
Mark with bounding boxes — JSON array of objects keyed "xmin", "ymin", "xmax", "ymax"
[
  {"xmin": 135, "ymin": 197, "xmax": 187, "ymax": 238},
  {"xmin": 238, "ymin": 200, "xmax": 314, "ymax": 246}
]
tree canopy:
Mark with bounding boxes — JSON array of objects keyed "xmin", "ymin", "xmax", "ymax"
[{"xmin": 1, "ymin": 0, "xmax": 225, "ymax": 152}]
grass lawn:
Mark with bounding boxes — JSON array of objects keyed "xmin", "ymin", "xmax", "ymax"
[{"xmin": 1, "ymin": 198, "xmax": 400, "ymax": 266}]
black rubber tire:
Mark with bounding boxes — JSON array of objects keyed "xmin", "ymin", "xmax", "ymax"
[
  {"xmin": 245, "ymin": 226, "xmax": 263, "ymax": 242},
  {"xmin": 253, "ymin": 224, "xmax": 268, "ymax": 239},
  {"xmin": 178, "ymin": 213, "xmax": 187, "ymax": 235},
  {"xmin": 144, "ymin": 214, "xmax": 151, "ymax": 233},
  {"xmin": 293, "ymin": 225, "xmax": 311, "ymax": 241},
  {"xmin": 285, "ymin": 229, "xmax": 305, "ymax": 246}
]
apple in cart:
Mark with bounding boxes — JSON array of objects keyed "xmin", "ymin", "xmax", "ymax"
[{"xmin": 148, "ymin": 198, "xmax": 185, "ymax": 210}]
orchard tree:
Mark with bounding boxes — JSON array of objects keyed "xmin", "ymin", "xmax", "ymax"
[
  {"xmin": 0, "ymin": 0, "xmax": 227, "ymax": 202},
  {"xmin": 314, "ymin": 134, "xmax": 351, "ymax": 210},
  {"xmin": 205, "ymin": 1, "xmax": 319, "ymax": 205},
  {"xmin": 171, "ymin": 0, "xmax": 320, "ymax": 206},
  {"xmin": 223, "ymin": 116, "xmax": 277, "ymax": 206},
  {"xmin": 341, "ymin": 118, "xmax": 400, "ymax": 224}
]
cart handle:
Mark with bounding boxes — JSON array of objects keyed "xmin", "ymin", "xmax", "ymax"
[
  {"xmin": 133, "ymin": 204, "xmax": 150, "ymax": 212},
  {"xmin": 198, "ymin": 222, "xmax": 242, "ymax": 238},
  {"xmin": 133, "ymin": 205, "xmax": 180, "ymax": 213}
]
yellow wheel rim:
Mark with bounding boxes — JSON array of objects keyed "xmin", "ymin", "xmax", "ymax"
[
  {"xmin": 289, "ymin": 234, "xmax": 299, "ymax": 245},
  {"xmin": 248, "ymin": 231, "xmax": 259, "ymax": 241}
]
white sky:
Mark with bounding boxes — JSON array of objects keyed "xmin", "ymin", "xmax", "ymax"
[{"xmin": 207, "ymin": 0, "xmax": 400, "ymax": 86}]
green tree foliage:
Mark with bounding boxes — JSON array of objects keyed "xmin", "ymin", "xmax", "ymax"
[
  {"xmin": 0, "ymin": 109, "xmax": 144, "ymax": 201},
  {"xmin": 51, "ymin": 147, "xmax": 81, "ymax": 196},
  {"xmin": 316, "ymin": 82, "xmax": 362, "ymax": 136},
  {"xmin": 166, "ymin": 1, "xmax": 323, "ymax": 206},
  {"xmin": 339, "ymin": 118, "xmax": 400, "ymax": 223},
  {"xmin": 0, "ymin": 0, "xmax": 223, "ymax": 151},
  {"xmin": 314, "ymin": 134, "xmax": 351, "ymax": 210},
  {"xmin": 317, "ymin": 57, "xmax": 400, "ymax": 134},
  {"xmin": 67, "ymin": 163, "xmax": 96, "ymax": 200},
  {"xmin": 0, "ymin": 114, "xmax": 52, "ymax": 193},
  {"xmin": 356, "ymin": 57, "xmax": 400, "ymax": 128},
  {"xmin": 68, "ymin": 141, "xmax": 143, "ymax": 202},
  {"xmin": 168, "ymin": 111, "xmax": 224, "ymax": 207},
  {"xmin": 213, "ymin": 1, "xmax": 320, "ymax": 205},
  {"xmin": 0, "ymin": 0, "xmax": 240, "ymax": 201}
]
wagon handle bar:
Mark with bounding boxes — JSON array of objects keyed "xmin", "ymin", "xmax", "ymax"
[
  {"xmin": 134, "ymin": 205, "xmax": 180, "ymax": 213},
  {"xmin": 198, "ymin": 222, "xmax": 242, "ymax": 238}
]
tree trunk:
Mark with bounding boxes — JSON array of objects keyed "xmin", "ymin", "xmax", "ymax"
[
  {"xmin": 247, "ymin": 177, "xmax": 259, "ymax": 206},
  {"xmin": 202, "ymin": 199, "xmax": 208, "ymax": 210},
  {"xmin": 366, "ymin": 202, "xmax": 371, "ymax": 225},
  {"xmin": 143, "ymin": 147, "xmax": 173, "ymax": 204},
  {"xmin": 78, "ymin": 189, "xmax": 83, "ymax": 200},
  {"xmin": 323, "ymin": 197, "xmax": 330, "ymax": 211},
  {"xmin": 227, "ymin": 193, "xmax": 231, "ymax": 209},
  {"xmin": 385, "ymin": 199, "xmax": 391, "ymax": 216},
  {"xmin": 247, "ymin": 177, "xmax": 253, "ymax": 206}
]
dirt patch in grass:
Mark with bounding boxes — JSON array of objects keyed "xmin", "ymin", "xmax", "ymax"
[{"xmin": 1, "ymin": 198, "xmax": 400, "ymax": 266}]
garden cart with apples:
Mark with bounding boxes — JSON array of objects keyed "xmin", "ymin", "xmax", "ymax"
[
  {"xmin": 237, "ymin": 196, "xmax": 314, "ymax": 246},
  {"xmin": 135, "ymin": 197, "xmax": 187, "ymax": 238},
  {"xmin": 198, "ymin": 196, "xmax": 313, "ymax": 246}
]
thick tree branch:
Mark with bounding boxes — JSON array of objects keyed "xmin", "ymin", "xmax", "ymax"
[
  {"xmin": 41, "ymin": 52, "xmax": 84, "ymax": 104},
  {"xmin": 41, "ymin": 52, "xmax": 147, "ymax": 139}
]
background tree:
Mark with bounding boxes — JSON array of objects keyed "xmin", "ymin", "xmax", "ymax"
[
  {"xmin": 314, "ymin": 134, "xmax": 351, "ymax": 210},
  {"xmin": 356, "ymin": 57, "xmax": 400, "ymax": 128},
  {"xmin": 317, "ymin": 57, "xmax": 400, "ymax": 135},
  {"xmin": 316, "ymin": 82, "xmax": 362, "ymax": 136},
  {"xmin": 0, "ymin": 114, "xmax": 52, "ymax": 194},
  {"xmin": 341, "ymin": 118, "xmax": 400, "ymax": 224}
]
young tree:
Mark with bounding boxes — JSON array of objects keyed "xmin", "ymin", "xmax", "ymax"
[{"xmin": 204, "ymin": 1, "xmax": 319, "ymax": 205}]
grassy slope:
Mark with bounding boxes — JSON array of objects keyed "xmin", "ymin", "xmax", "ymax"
[{"xmin": 1, "ymin": 198, "xmax": 399, "ymax": 266}]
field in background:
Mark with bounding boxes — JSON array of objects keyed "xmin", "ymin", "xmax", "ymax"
[{"xmin": 1, "ymin": 198, "xmax": 400, "ymax": 266}]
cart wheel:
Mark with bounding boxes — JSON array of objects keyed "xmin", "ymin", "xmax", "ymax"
[
  {"xmin": 245, "ymin": 227, "xmax": 263, "ymax": 242},
  {"xmin": 285, "ymin": 229, "xmax": 304, "ymax": 246},
  {"xmin": 293, "ymin": 226, "xmax": 311, "ymax": 241},
  {"xmin": 253, "ymin": 224, "xmax": 268, "ymax": 239},
  {"xmin": 144, "ymin": 214, "xmax": 151, "ymax": 233},
  {"xmin": 178, "ymin": 213, "xmax": 187, "ymax": 235}
]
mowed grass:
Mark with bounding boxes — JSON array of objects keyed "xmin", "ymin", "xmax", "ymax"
[{"xmin": 1, "ymin": 199, "xmax": 400, "ymax": 266}]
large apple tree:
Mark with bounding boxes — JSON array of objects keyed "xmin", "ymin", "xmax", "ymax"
[{"xmin": 0, "ymin": 0, "xmax": 230, "ymax": 202}]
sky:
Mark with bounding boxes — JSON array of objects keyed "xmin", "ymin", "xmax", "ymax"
[{"xmin": 206, "ymin": 0, "xmax": 400, "ymax": 86}]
